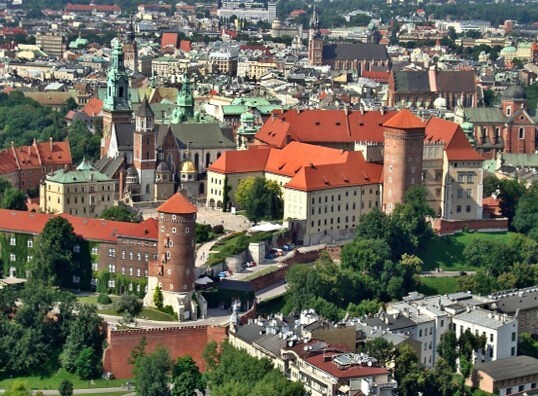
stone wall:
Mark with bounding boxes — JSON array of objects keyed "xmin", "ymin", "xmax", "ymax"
[{"xmin": 432, "ymin": 218, "xmax": 509, "ymax": 236}]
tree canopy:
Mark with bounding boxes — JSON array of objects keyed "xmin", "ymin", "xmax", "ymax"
[
  {"xmin": 27, "ymin": 217, "xmax": 78, "ymax": 287},
  {"xmin": 100, "ymin": 204, "xmax": 142, "ymax": 223},
  {"xmin": 235, "ymin": 177, "xmax": 283, "ymax": 223}
]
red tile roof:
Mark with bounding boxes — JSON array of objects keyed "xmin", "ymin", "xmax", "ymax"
[
  {"xmin": 65, "ymin": 3, "xmax": 121, "ymax": 12},
  {"xmin": 255, "ymin": 109, "xmax": 398, "ymax": 148},
  {"xmin": 157, "ymin": 193, "xmax": 197, "ymax": 215},
  {"xmin": 383, "ymin": 109, "xmax": 424, "ymax": 129},
  {"xmin": 161, "ymin": 32, "xmax": 180, "ymax": 48},
  {"xmin": 304, "ymin": 352, "xmax": 389, "ymax": 380},
  {"xmin": 0, "ymin": 210, "xmax": 157, "ymax": 243},
  {"xmin": 208, "ymin": 146, "xmax": 272, "ymax": 174},
  {"xmin": 82, "ymin": 97, "xmax": 103, "ymax": 117},
  {"xmin": 0, "ymin": 140, "xmax": 72, "ymax": 174},
  {"xmin": 424, "ymin": 117, "xmax": 483, "ymax": 161},
  {"xmin": 209, "ymin": 142, "xmax": 382, "ymax": 191}
]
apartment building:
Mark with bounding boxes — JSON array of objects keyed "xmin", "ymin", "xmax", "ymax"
[
  {"xmin": 35, "ymin": 31, "xmax": 67, "ymax": 58},
  {"xmin": 485, "ymin": 287, "xmax": 538, "ymax": 337}
]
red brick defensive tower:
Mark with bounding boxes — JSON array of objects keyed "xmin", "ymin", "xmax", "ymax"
[
  {"xmin": 382, "ymin": 110, "xmax": 425, "ymax": 214},
  {"xmin": 144, "ymin": 192, "xmax": 204, "ymax": 320}
]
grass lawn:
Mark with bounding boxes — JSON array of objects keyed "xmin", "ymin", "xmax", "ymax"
[
  {"xmin": 77, "ymin": 294, "xmax": 118, "ymax": 305},
  {"xmin": 240, "ymin": 265, "xmax": 278, "ymax": 281},
  {"xmin": 417, "ymin": 232, "xmax": 515, "ymax": 271},
  {"xmin": 97, "ymin": 307, "xmax": 176, "ymax": 322},
  {"xmin": 0, "ymin": 369, "xmax": 125, "ymax": 390},
  {"xmin": 418, "ymin": 277, "xmax": 461, "ymax": 296}
]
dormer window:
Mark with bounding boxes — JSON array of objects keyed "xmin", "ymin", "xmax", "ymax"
[{"xmin": 506, "ymin": 106, "xmax": 511, "ymax": 116}]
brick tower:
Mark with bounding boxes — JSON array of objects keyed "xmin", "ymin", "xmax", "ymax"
[
  {"xmin": 382, "ymin": 110, "xmax": 425, "ymax": 214},
  {"xmin": 144, "ymin": 193, "xmax": 206, "ymax": 321},
  {"xmin": 133, "ymin": 95, "xmax": 156, "ymax": 201},
  {"xmin": 307, "ymin": 6, "xmax": 323, "ymax": 66},
  {"xmin": 123, "ymin": 17, "xmax": 138, "ymax": 72}
]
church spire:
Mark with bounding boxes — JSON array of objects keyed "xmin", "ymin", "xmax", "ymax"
[
  {"xmin": 171, "ymin": 74, "xmax": 194, "ymax": 123},
  {"xmin": 103, "ymin": 40, "xmax": 130, "ymax": 112}
]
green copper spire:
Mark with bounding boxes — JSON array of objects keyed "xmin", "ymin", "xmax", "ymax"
[
  {"xmin": 103, "ymin": 40, "xmax": 131, "ymax": 112},
  {"xmin": 171, "ymin": 74, "xmax": 194, "ymax": 123}
]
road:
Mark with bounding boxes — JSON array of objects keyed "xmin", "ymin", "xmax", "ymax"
[{"xmin": 256, "ymin": 281, "xmax": 288, "ymax": 302}]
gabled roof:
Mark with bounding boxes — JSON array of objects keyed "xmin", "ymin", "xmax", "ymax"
[
  {"xmin": 157, "ymin": 123, "xmax": 235, "ymax": 150},
  {"xmin": 157, "ymin": 192, "xmax": 197, "ymax": 214},
  {"xmin": 255, "ymin": 109, "xmax": 398, "ymax": 148},
  {"xmin": 82, "ymin": 98, "xmax": 103, "ymax": 117},
  {"xmin": 209, "ymin": 142, "xmax": 382, "ymax": 191},
  {"xmin": 383, "ymin": 109, "xmax": 424, "ymax": 129},
  {"xmin": 424, "ymin": 117, "xmax": 483, "ymax": 161},
  {"xmin": 135, "ymin": 96, "xmax": 154, "ymax": 118},
  {"xmin": 116, "ymin": 218, "xmax": 158, "ymax": 240},
  {"xmin": 208, "ymin": 146, "xmax": 271, "ymax": 174},
  {"xmin": 0, "ymin": 209, "xmax": 155, "ymax": 243},
  {"xmin": 322, "ymin": 43, "xmax": 388, "ymax": 61},
  {"xmin": 463, "ymin": 107, "xmax": 506, "ymax": 124}
]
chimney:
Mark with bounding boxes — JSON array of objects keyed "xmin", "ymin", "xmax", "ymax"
[{"xmin": 49, "ymin": 136, "xmax": 53, "ymax": 151}]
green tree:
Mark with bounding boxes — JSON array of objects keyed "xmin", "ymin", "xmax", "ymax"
[
  {"xmin": 2, "ymin": 381, "xmax": 32, "ymax": 396},
  {"xmin": 67, "ymin": 121, "xmax": 101, "ymax": 165},
  {"xmin": 498, "ymin": 178, "xmax": 527, "ymax": 224},
  {"xmin": 235, "ymin": 177, "xmax": 283, "ymax": 223},
  {"xmin": 513, "ymin": 184, "xmax": 538, "ymax": 238},
  {"xmin": 394, "ymin": 344, "xmax": 427, "ymax": 396},
  {"xmin": 1, "ymin": 188, "xmax": 26, "ymax": 210},
  {"xmin": 171, "ymin": 356, "xmax": 204, "ymax": 396},
  {"xmin": 518, "ymin": 332, "xmax": 538, "ymax": 358},
  {"xmin": 114, "ymin": 293, "xmax": 143, "ymax": 317},
  {"xmin": 100, "ymin": 204, "xmax": 141, "ymax": 223},
  {"xmin": 59, "ymin": 380, "xmax": 73, "ymax": 396},
  {"xmin": 135, "ymin": 347, "xmax": 172, "ymax": 396},
  {"xmin": 27, "ymin": 217, "xmax": 77, "ymax": 287},
  {"xmin": 75, "ymin": 347, "xmax": 102, "ymax": 380},
  {"xmin": 437, "ymin": 331, "xmax": 458, "ymax": 371},
  {"xmin": 153, "ymin": 286, "xmax": 164, "ymax": 310},
  {"xmin": 61, "ymin": 304, "xmax": 104, "ymax": 373},
  {"xmin": 341, "ymin": 238, "xmax": 392, "ymax": 275},
  {"xmin": 359, "ymin": 338, "xmax": 394, "ymax": 367},
  {"xmin": 483, "ymin": 174, "xmax": 500, "ymax": 198},
  {"xmin": 202, "ymin": 341, "xmax": 220, "ymax": 372}
]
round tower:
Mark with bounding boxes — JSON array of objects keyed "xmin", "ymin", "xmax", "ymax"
[
  {"xmin": 144, "ymin": 192, "xmax": 200, "ymax": 320},
  {"xmin": 382, "ymin": 109, "xmax": 425, "ymax": 214}
]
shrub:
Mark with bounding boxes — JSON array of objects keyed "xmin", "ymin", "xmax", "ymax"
[
  {"xmin": 212, "ymin": 224, "xmax": 224, "ymax": 234},
  {"xmin": 97, "ymin": 294, "xmax": 112, "ymax": 305},
  {"xmin": 114, "ymin": 293, "xmax": 143, "ymax": 317}
]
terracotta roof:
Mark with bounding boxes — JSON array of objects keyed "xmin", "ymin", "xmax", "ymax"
[
  {"xmin": 210, "ymin": 142, "xmax": 381, "ymax": 191},
  {"xmin": 304, "ymin": 352, "xmax": 389, "ymax": 379},
  {"xmin": 157, "ymin": 193, "xmax": 197, "ymax": 214},
  {"xmin": 65, "ymin": 3, "xmax": 121, "ymax": 12},
  {"xmin": 0, "ymin": 140, "xmax": 71, "ymax": 173},
  {"xmin": 383, "ymin": 109, "xmax": 424, "ymax": 129},
  {"xmin": 116, "ymin": 218, "xmax": 158, "ymax": 240},
  {"xmin": 0, "ymin": 210, "xmax": 156, "ymax": 243},
  {"xmin": 82, "ymin": 97, "xmax": 103, "ymax": 117},
  {"xmin": 208, "ymin": 146, "xmax": 272, "ymax": 174},
  {"xmin": 424, "ymin": 117, "xmax": 483, "ymax": 161},
  {"xmin": 255, "ymin": 109, "xmax": 398, "ymax": 148}
]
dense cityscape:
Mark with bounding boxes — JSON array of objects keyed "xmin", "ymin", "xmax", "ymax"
[{"xmin": 0, "ymin": 0, "xmax": 538, "ymax": 395}]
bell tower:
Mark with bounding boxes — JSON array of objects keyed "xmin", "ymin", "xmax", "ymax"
[
  {"xmin": 123, "ymin": 17, "xmax": 138, "ymax": 72},
  {"xmin": 102, "ymin": 41, "xmax": 132, "ymax": 157},
  {"xmin": 133, "ymin": 95, "xmax": 156, "ymax": 201},
  {"xmin": 171, "ymin": 74, "xmax": 194, "ymax": 124}
]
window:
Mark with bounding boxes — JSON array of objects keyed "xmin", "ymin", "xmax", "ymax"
[
  {"xmin": 512, "ymin": 332, "xmax": 516, "ymax": 342},
  {"xmin": 108, "ymin": 280, "xmax": 115, "ymax": 288},
  {"xmin": 457, "ymin": 173, "xmax": 464, "ymax": 182},
  {"xmin": 122, "ymin": 251, "xmax": 126, "ymax": 260},
  {"xmin": 466, "ymin": 205, "xmax": 471, "ymax": 213},
  {"xmin": 137, "ymin": 253, "xmax": 141, "ymax": 262},
  {"xmin": 74, "ymin": 245, "xmax": 80, "ymax": 253},
  {"xmin": 27, "ymin": 255, "xmax": 33, "ymax": 263},
  {"xmin": 467, "ymin": 174, "xmax": 474, "ymax": 183},
  {"xmin": 457, "ymin": 205, "xmax": 462, "ymax": 213},
  {"xmin": 10, "ymin": 253, "xmax": 15, "ymax": 262},
  {"xmin": 27, "ymin": 240, "xmax": 33, "ymax": 248},
  {"xmin": 519, "ymin": 127, "xmax": 525, "ymax": 139},
  {"xmin": 137, "ymin": 268, "xmax": 141, "ymax": 277},
  {"xmin": 108, "ymin": 264, "xmax": 115, "ymax": 273},
  {"xmin": 185, "ymin": 227, "xmax": 190, "ymax": 233},
  {"xmin": 145, "ymin": 254, "xmax": 149, "ymax": 262},
  {"xmin": 92, "ymin": 263, "xmax": 98, "ymax": 271},
  {"xmin": 490, "ymin": 334, "xmax": 494, "ymax": 342},
  {"xmin": 466, "ymin": 189, "xmax": 472, "ymax": 198},
  {"xmin": 172, "ymin": 227, "xmax": 177, "ymax": 233},
  {"xmin": 129, "ymin": 267, "xmax": 133, "ymax": 276},
  {"xmin": 10, "ymin": 236, "xmax": 15, "ymax": 246},
  {"xmin": 512, "ymin": 346, "xmax": 516, "ymax": 356},
  {"xmin": 457, "ymin": 189, "xmax": 463, "ymax": 198}
]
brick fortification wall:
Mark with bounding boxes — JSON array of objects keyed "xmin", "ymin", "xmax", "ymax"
[
  {"xmin": 103, "ymin": 325, "xmax": 227, "ymax": 379},
  {"xmin": 432, "ymin": 218, "xmax": 509, "ymax": 236}
]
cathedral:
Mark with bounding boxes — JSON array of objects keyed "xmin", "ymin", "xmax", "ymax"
[{"xmin": 96, "ymin": 35, "xmax": 235, "ymax": 204}]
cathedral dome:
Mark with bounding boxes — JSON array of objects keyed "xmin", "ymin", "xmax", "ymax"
[
  {"xmin": 502, "ymin": 85, "xmax": 526, "ymax": 101},
  {"xmin": 180, "ymin": 159, "xmax": 197, "ymax": 174},
  {"xmin": 156, "ymin": 161, "xmax": 170, "ymax": 173}
]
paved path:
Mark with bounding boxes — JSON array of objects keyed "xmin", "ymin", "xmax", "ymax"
[
  {"xmin": 30, "ymin": 387, "xmax": 134, "ymax": 395},
  {"xmin": 256, "ymin": 281, "xmax": 288, "ymax": 302},
  {"xmin": 420, "ymin": 270, "xmax": 476, "ymax": 277}
]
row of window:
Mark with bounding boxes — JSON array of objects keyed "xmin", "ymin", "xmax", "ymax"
[
  {"xmin": 456, "ymin": 205, "xmax": 473, "ymax": 213},
  {"xmin": 457, "ymin": 173, "xmax": 475, "ymax": 183},
  {"xmin": 310, "ymin": 190, "xmax": 372, "ymax": 205},
  {"xmin": 10, "ymin": 238, "xmax": 81, "ymax": 253},
  {"xmin": 107, "ymin": 264, "xmax": 148, "ymax": 277}
]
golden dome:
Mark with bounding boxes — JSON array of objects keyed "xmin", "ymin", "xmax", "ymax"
[{"xmin": 180, "ymin": 159, "xmax": 197, "ymax": 174}]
